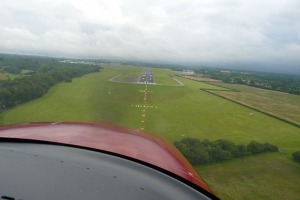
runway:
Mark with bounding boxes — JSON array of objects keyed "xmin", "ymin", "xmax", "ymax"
[{"xmin": 138, "ymin": 68, "xmax": 155, "ymax": 84}]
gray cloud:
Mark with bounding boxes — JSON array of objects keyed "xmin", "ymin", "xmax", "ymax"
[{"xmin": 0, "ymin": 0, "xmax": 299, "ymax": 73}]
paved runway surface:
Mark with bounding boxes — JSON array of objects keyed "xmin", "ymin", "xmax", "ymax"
[{"xmin": 138, "ymin": 68, "xmax": 155, "ymax": 84}]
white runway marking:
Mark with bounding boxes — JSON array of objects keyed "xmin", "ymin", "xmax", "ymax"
[
  {"xmin": 131, "ymin": 81, "xmax": 159, "ymax": 132},
  {"xmin": 51, "ymin": 121, "xmax": 62, "ymax": 125}
]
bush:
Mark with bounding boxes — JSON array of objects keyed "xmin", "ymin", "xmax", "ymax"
[
  {"xmin": 195, "ymin": 148, "xmax": 210, "ymax": 164},
  {"xmin": 236, "ymin": 144, "xmax": 251, "ymax": 157},
  {"xmin": 263, "ymin": 143, "xmax": 279, "ymax": 152},
  {"xmin": 292, "ymin": 151, "xmax": 300, "ymax": 162},
  {"xmin": 174, "ymin": 138, "xmax": 279, "ymax": 165},
  {"xmin": 247, "ymin": 141, "xmax": 265, "ymax": 154}
]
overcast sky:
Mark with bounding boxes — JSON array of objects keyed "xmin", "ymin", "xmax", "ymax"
[{"xmin": 0, "ymin": 0, "xmax": 299, "ymax": 73}]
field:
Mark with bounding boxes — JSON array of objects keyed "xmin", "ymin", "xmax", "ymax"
[
  {"xmin": 0, "ymin": 73, "xmax": 8, "ymax": 80},
  {"xmin": 4, "ymin": 69, "xmax": 35, "ymax": 79},
  {"xmin": 110, "ymin": 65, "xmax": 142, "ymax": 82},
  {"xmin": 207, "ymin": 82, "xmax": 300, "ymax": 125},
  {"xmin": 182, "ymin": 75, "xmax": 221, "ymax": 82},
  {"xmin": 0, "ymin": 65, "xmax": 299, "ymax": 199},
  {"xmin": 151, "ymin": 68, "xmax": 181, "ymax": 86},
  {"xmin": 4, "ymin": 72, "xmax": 19, "ymax": 79},
  {"xmin": 197, "ymin": 153, "xmax": 300, "ymax": 200}
]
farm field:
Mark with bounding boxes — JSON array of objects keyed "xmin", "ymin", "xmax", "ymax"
[
  {"xmin": 0, "ymin": 65, "xmax": 299, "ymax": 199},
  {"xmin": 207, "ymin": 82, "xmax": 300, "ymax": 125}
]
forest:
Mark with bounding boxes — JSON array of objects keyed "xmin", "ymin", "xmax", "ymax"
[{"xmin": 0, "ymin": 54, "xmax": 101, "ymax": 111}]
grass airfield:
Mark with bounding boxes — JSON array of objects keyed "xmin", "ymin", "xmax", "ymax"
[
  {"xmin": 0, "ymin": 64, "xmax": 299, "ymax": 199},
  {"xmin": 208, "ymin": 82, "xmax": 300, "ymax": 126}
]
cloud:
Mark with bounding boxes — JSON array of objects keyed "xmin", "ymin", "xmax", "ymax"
[{"xmin": 0, "ymin": 0, "xmax": 299, "ymax": 73}]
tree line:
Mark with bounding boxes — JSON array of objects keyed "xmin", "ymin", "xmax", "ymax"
[
  {"xmin": 174, "ymin": 138, "xmax": 279, "ymax": 165},
  {"xmin": 194, "ymin": 68, "xmax": 300, "ymax": 95},
  {"xmin": 0, "ymin": 54, "xmax": 101, "ymax": 111}
]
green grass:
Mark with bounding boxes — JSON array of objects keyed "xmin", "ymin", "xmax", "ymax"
[
  {"xmin": 0, "ymin": 73, "xmax": 104, "ymax": 123},
  {"xmin": 110, "ymin": 66, "xmax": 182, "ymax": 86},
  {"xmin": 109, "ymin": 65, "xmax": 143, "ymax": 82},
  {"xmin": 208, "ymin": 82, "xmax": 300, "ymax": 125},
  {"xmin": 0, "ymin": 65, "xmax": 299, "ymax": 200},
  {"xmin": 176, "ymin": 76, "xmax": 230, "ymax": 90},
  {"xmin": 197, "ymin": 153, "xmax": 300, "ymax": 200},
  {"xmin": 151, "ymin": 68, "xmax": 180, "ymax": 86},
  {"xmin": 20, "ymin": 69, "xmax": 35, "ymax": 74},
  {"xmin": 4, "ymin": 72, "xmax": 20, "ymax": 79},
  {"xmin": 3, "ymin": 70, "xmax": 35, "ymax": 80},
  {"xmin": 142, "ymin": 81, "xmax": 300, "ymax": 154},
  {"xmin": 0, "ymin": 66, "xmax": 142, "ymax": 124}
]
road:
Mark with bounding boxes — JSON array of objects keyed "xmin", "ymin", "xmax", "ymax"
[{"xmin": 138, "ymin": 68, "xmax": 155, "ymax": 84}]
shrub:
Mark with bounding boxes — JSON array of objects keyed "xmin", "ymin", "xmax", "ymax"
[
  {"xmin": 247, "ymin": 141, "xmax": 265, "ymax": 154},
  {"xmin": 263, "ymin": 143, "xmax": 279, "ymax": 152},
  {"xmin": 292, "ymin": 151, "xmax": 300, "ymax": 162},
  {"xmin": 174, "ymin": 138, "xmax": 279, "ymax": 165}
]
